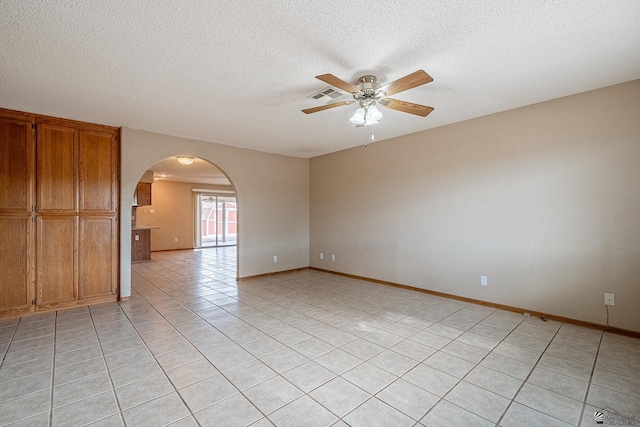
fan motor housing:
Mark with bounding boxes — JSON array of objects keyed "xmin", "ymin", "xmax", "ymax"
[{"xmin": 358, "ymin": 76, "xmax": 380, "ymax": 94}]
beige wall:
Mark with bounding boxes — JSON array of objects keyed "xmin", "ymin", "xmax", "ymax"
[
  {"xmin": 310, "ymin": 80, "xmax": 640, "ymax": 331},
  {"xmin": 120, "ymin": 129, "xmax": 310, "ymax": 297},
  {"xmin": 135, "ymin": 180, "xmax": 233, "ymax": 251}
]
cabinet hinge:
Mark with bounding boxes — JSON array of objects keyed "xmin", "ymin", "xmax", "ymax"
[
  {"xmin": 32, "ymin": 216, "xmax": 36, "ymax": 223},
  {"xmin": 32, "ymin": 299, "xmax": 36, "ymax": 305},
  {"xmin": 32, "ymin": 123, "xmax": 36, "ymax": 130}
]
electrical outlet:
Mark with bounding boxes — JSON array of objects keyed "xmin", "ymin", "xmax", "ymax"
[
  {"xmin": 174, "ymin": 237, "xmax": 178, "ymax": 242},
  {"xmin": 480, "ymin": 276, "xmax": 487, "ymax": 286},
  {"xmin": 134, "ymin": 235, "xmax": 139, "ymax": 241},
  {"xmin": 604, "ymin": 293, "xmax": 615, "ymax": 306},
  {"xmin": 150, "ymin": 209, "xmax": 155, "ymax": 214},
  {"xmin": 320, "ymin": 253, "xmax": 323, "ymax": 260},
  {"xmin": 273, "ymin": 255, "xmax": 278, "ymax": 262},
  {"xmin": 331, "ymin": 254, "xmax": 335, "ymax": 261}
]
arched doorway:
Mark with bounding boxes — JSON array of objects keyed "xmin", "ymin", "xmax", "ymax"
[{"xmin": 129, "ymin": 155, "xmax": 238, "ymax": 285}]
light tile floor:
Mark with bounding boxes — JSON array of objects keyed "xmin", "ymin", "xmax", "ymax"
[{"xmin": 1, "ymin": 247, "xmax": 639, "ymax": 426}]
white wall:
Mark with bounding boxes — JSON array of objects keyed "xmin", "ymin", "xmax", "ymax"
[
  {"xmin": 120, "ymin": 128, "xmax": 309, "ymax": 297},
  {"xmin": 310, "ymin": 80, "xmax": 640, "ymax": 332}
]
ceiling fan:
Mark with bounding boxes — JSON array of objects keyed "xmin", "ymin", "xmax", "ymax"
[{"xmin": 302, "ymin": 70, "xmax": 434, "ymax": 126}]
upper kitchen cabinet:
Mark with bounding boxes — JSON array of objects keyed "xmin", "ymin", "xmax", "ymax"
[{"xmin": 135, "ymin": 182, "xmax": 152, "ymax": 206}]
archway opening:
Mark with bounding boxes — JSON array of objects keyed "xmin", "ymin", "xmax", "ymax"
[{"xmin": 129, "ymin": 155, "xmax": 238, "ymax": 279}]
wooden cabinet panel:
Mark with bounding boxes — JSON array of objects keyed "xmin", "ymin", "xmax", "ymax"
[
  {"xmin": 37, "ymin": 216, "xmax": 77, "ymax": 306},
  {"xmin": 136, "ymin": 182, "xmax": 152, "ymax": 206},
  {"xmin": 79, "ymin": 130, "xmax": 117, "ymax": 213},
  {"xmin": 132, "ymin": 229, "xmax": 151, "ymax": 261},
  {"xmin": 78, "ymin": 216, "xmax": 118, "ymax": 300},
  {"xmin": 0, "ymin": 112, "xmax": 35, "ymax": 316},
  {"xmin": 37, "ymin": 124, "xmax": 77, "ymax": 213},
  {"xmin": 0, "ymin": 117, "xmax": 34, "ymax": 213},
  {"xmin": 0, "ymin": 217, "xmax": 34, "ymax": 314}
]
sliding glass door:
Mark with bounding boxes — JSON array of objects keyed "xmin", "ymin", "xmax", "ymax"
[{"xmin": 195, "ymin": 193, "xmax": 237, "ymax": 248}]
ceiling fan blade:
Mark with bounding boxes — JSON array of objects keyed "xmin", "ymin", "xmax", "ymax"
[
  {"xmin": 301, "ymin": 101, "xmax": 352, "ymax": 114},
  {"xmin": 379, "ymin": 70, "xmax": 433, "ymax": 97},
  {"xmin": 380, "ymin": 98, "xmax": 434, "ymax": 117},
  {"xmin": 315, "ymin": 74, "xmax": 359, "ymax": 94}
]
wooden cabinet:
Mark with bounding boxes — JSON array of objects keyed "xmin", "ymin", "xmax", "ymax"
[
  {"xmin": 135, "ymin": 182, "xmax": 152, "ymax": 206},
  {"xmin": 131, "ymin": 229, "xmax": 151, "ymax": 261},
  {"xmin": 0, "ymin": 108, "xmax": 119, "ymax": 316}
]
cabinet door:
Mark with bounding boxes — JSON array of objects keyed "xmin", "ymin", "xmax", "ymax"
[
  {"xmin": 36, "ymin": 216, "xmax": 77, "ymax": 307},
  {"xmin": 78, "ymin": 216, "xmax": 118, "ymax": 300},
  {"xmin": 0, "ymin": 113, "xmax": 35, "ymax": 315},
  {"xmin": 37, "ymin": 124, "xmax": 77, "ymax": 213},
  {"xmin": 0, "ymin": 217, "xmax": 34, "ymax": 315},
  {"xmin": 0, "ymin": 116, "xmax": 34, "ymax": 213},
  {"xmin": 136, "ymin": 182, "xmax": 152, "ymax": 206},
  {"xmin": 79, "ymin": 130, "xmax": 118, "ymax": 214}
]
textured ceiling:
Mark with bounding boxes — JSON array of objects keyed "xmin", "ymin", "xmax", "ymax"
[{"xmin": 1, "ymin": 1, "xmax": 639, "ymax": 158}]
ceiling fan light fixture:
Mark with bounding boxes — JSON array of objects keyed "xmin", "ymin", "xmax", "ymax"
[
  {"xmin": 367, "ymin": 105, "xmax": 383, "ymax": 122},
  {"xmin": 350, "ymin": 107, "xmax": 366, "ymax": 125},
  {"xmin": 177, "ymin": 156, "xmax": 194, "ymax": 165},
  {"xmin": 351, "ymin": 103, "xmax": 383, "ymax": 126}
]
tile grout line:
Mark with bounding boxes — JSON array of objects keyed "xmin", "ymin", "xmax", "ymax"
[
  {"xmin": 134, "ymin": 258, "xmax": 407, "ymax": 424},
  {"xmin": 331, "ymin": 304, "xmax": 506, "ymax": 425},
  {"xmin": 131, "ymin": 255, "xmax": 390, "ymax": 424},
  {"xmin": 242, "ymin": 286, "xmax": 456, "ymax": 422},
  {"xmin": 49, "ymin": 312, "xmax": 57, "ymax": 427},
  {"xmin": 340, "ymin": 303, "xmax": 501, "ymax": 424},
  {"xmin": 494, "ymin": 317, "xmax": 567, "ymax": 427},
  {"xmin": 416, "ymin": 310, "xmax": 529, "ymax": 426},
  {"xmin": 169, "ymin": 260, "xmax": 494, "ymax": 424},
  {"xmin": 121, "ymin": 280, "xmax": 269, "ymax": 426},
  {"xmin": 150, "ymin": 260, "xmax": 510, "ymax": 424},
  {"xmin": 88, "ymin": 305, "xmax": 129, "ymax": 427},
  {"xmin": 0, "ymin": 319, "xmax": 19, "ymax": 370},
  {"xmin": 115, "ymin": 295, "xmax": 206, "ymax": 427},
  {"xmin": 577, "ymin": 329, "xmax": 604, "ymax": 427}
]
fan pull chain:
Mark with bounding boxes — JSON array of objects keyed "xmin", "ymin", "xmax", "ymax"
[{"xmin": 363, "ymin": 125, "xmax": 375, "ymax": 148}]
